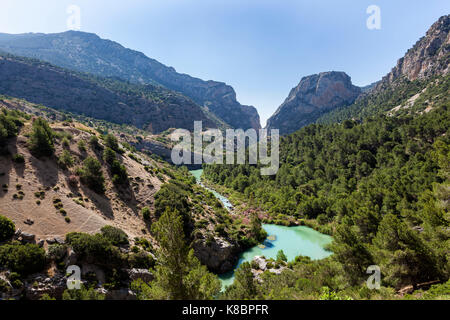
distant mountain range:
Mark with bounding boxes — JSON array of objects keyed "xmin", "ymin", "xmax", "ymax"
[
  {"xmin": 0, "ymin": 31, "xmax": 261, "ymax": 131},
  {"xmin": 0, "ymin": 15, "xmax": 448, "ymax": 136},
  {"xmin": 0, "ymin": 53, "xmax": 217, "ymax": 133}
]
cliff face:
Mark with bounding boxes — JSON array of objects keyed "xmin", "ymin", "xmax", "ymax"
[
  {"xmin": 378, "ymin": 15, "xmax": 450, "ymax": 89},
  {"xmin": 266, "ymin": 71, "xmax": 361, "ymax": 135},
  {"xmin": 0, "ymin": 31, "xmax": 261, "ymax": 130}
]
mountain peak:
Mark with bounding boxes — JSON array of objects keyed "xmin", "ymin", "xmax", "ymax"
[
  {"xmin": 379, "ymin": 14, "xmax": 449, "ymax": 88},
  {"xmin": 266, "ymin": 71, "xmax": 361, "ymax": 135}
]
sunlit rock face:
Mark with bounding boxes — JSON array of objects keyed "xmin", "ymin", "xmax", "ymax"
[{"xmin": 267, "ymin": 71, "xmax": 361, "ymax": 135}]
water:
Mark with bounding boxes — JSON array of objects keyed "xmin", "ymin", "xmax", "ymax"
[
  {"xmin": 189, "ymin": 169, "xmax": 333, "ymax": 289},
  {"xmin": 218, "ymin": 224, "xmax": 333, "ymax": 288},
  {"xmin": 190, "ymin": 169, "xmax": 233, "ymax": 210}
]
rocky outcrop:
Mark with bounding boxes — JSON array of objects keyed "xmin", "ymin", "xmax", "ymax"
[
  {"xmin": 193, "ymin": 237, "xmax": 239, "ymax": 274},
  {"xmin": 250, "ymin": 256, "xmax": 288, "ymax": 283},
  {"xmin": 127, "ymin": 268, "xmax": 154, "ymax": 283},
  {"xmin": 24, "ymin": 273, "xmax": 68, "ymax": 300},
  {"xmin": 13, "ymin": 229, "xmax": 36, "ymax": 244},
  {"xmin": 266, "ymin": 72, "xmax": 361, "ymax": 135},
  {"xmin": 0, "ymin": 31, "xmax": 261, "ymax": 130},
  {"xmin": 378, "ymin": 15, "xmax": 450, "ymax": 89}
]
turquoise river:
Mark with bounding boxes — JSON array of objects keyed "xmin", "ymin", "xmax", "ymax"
[{"xmin": 189, "ymin": 169, "xmax": 333, "ymax": 289}]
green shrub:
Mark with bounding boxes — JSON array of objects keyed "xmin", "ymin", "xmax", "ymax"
[
  {"xmin": 128, "ymin": 251, "xmax": 154, "ymax": 269},
  {"xmin": 0, "ymin": 215, "xmax": 15, "ymax": 242},
  {"xmin": 61, "ymin": 137, "xmax": 70, "ymax": 148},
  {"xmin": 79, "ymin": 157, "xmax": 105, "ymax": 194},
  {"xmin": 78, "ymin": 140, "xmax": 87, "ymax": 152},
  {"xmin": 104, "ymin": 134, "xmax": 120, "ymax": 152},
  {"xmin": 28, "ymin": 117, "xmax": 54, "ymax": 157},
  {"xmin": 103, "ymin": 147, "xmax": 116, "ymax": 165},
  {"xmin": 47, "ymin": 244, "xmax": 67, "ymax": 262},
  {"xmin": 214, "ymin": 224, "xmax": 226, "ymax": 236},
  {"xmin": 0, "ymin": 278, "xmax": 10, "ymax": 293},
  {"xmin": 89, "ymin": 135, "xmax": 100, "ymax": 149},
  {"xmin": 62, "ymin": 284, "xmax": 105, "ymax": 300},
  {"xmin": 141, "ymin": 207, "xmax": 151, "ymax": 221},
  {"xmin": 0, "ymin": 243, "xmax": 46, "ymax": 275},
  {"xmin": 65, "ymin": 232, "xmax": 124, "ymax": 267},
  {"xmin": 100, "ymin": 225, "xmax": 129, "ymax": 246},
  {"xmin": 58, "ymin": 150, "xmax": 74, "ymax": 169},
  {"xmin": 12, "ymin": 153, "xmax": 25, "ymax": 163},
  {"xmin": 111, "ymin": 160, "xmax": 128, "ymax": 185},
  {"xmin": 0, "ymin": 109, "xmax": 22, "ymax": 153},
  {"xmin": 154, "ymin": 183, "xmax": 190, "ymax": 219},
  {"xmin": 276, "ymin": 250, "xmax": 288, "ymax": 263}
]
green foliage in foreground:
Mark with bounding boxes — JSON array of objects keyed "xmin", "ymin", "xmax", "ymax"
[
  {"xmin": 62, "ymin": 285, "xmax": 106, "ymax": 300},
  {"xmin": 0, "ymin": 215, "xmax": 15, "ymax": 242},
  {"xmin": 132, "ymin": 208, "xmax": 221, "ymax": 300},
  {"xmin": 0, "ymin": 242, "xmax": 46, "ymax": 275},
  {"xmin": 65, "ymin": 232, "xmax": 125, "ymax": 267},
  {"xmin": 100, "ymin": 225, "xmax": 129, "ymax": 246}
]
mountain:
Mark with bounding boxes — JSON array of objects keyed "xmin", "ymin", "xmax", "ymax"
[
  {"xmin": 202, "ymin": 15, "xmax": 450, "ymax": 300},
  {"xmin": 0, "ymin": 53, "xmax": 217, "ymax": 133},
  {"xmin": 266, "ymin": 71, "xmax": 361, "ymax": 135},
  {"xmin": 377, "ymin": 14, "xmax": 450, "ymax": 90},
  {"xmin": 317, "ymin": 14, "xmax": 450, "ymax": 124},
  {"xmin": 0, "ymin": 31, "xmax": 261, "ymax": 130},
  {"xmin": 0, "ymin": 99, "xmax": 253, "ymax": 298}
]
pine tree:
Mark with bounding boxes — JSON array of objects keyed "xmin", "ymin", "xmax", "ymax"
[
  {"xmin": 28, "ymin": 117, "xmax": 54, "ymax": 157},
  {"xmin": 135, "ymin": 208, "xmax": 220, "ymax": 300}
]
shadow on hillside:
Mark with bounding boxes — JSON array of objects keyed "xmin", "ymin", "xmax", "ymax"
[
  {"xmin": 7, "ymin": 138, "xmax": 25, "ymax": 178},
  {"xmin": 0, "ymin": 137, "xmax": 25, "ymax": 198},
  {"xmin": 30, "ymin": 156, "xmax": 59, "ymax": 188},
  {"xmin": 0, "ymin": 155, "xmax": 12, "ymax": 199},
  {"xmin": 80, "ymin": 184, "xmax": 114, "ymax": 219},
  {"xmin": 114, "ymin": 182, "xmax": 139, "ymax": 215}
]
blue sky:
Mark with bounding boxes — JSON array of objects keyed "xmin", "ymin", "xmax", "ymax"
[{"xmin": 0, "ymin": 1, "xmax": 449, "ymax": 126}]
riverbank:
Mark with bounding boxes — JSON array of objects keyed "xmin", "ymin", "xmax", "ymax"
[
  {"xmin": 189, "ymin": 169, "xmax": 334, "ymax": 290},
  {"xmin": 199, "ymin": 173, "xmax": 335, "ymax": 236}
]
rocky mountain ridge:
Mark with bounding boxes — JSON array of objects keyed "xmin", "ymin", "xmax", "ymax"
[
  {"xmin": 0, "ymin": 31, "xmax": 261, "ymax": 130},
  {"xmin": 0, "ymin": 53, "xmax": 217, "ymax": 133},
  {"xmin": 377, "ymin": 14, "xmax": 450, "ymax": 90}
]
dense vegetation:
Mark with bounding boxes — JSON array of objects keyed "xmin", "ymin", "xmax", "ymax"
[
  {"xmin": 0, "ymin": 215, "xmax": 15, "ymax": 242},
  {"xmin": 28, "ymin": 117, "xmax": 55, "ymax": 158},
  {"xmin": 317, "ymin": 75, "xmax": 449, "ymax": 124},
  {"xmin": 205, "ymin": 98, "xmax": 450, "ymax": 297},
  {"xmin": 0, "ymin": 107, "xmax": 25, "ymax": 154},
  {"xmin": 132, "ymin": 208, "xmax": 221, "ymax": 300},
  {"xmin": 78, "ymin": 156, "xmax": 106, "ymax": 193}
]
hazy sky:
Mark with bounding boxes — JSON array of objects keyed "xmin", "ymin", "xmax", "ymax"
[{"xmin": 0, "ymin": 1, "xmax": 449, "ymax": 126}]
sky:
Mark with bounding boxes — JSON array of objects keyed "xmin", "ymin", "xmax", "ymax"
[{"xmin": 0, "ymin": 1, "xmax": 449, "ymax": 126}]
